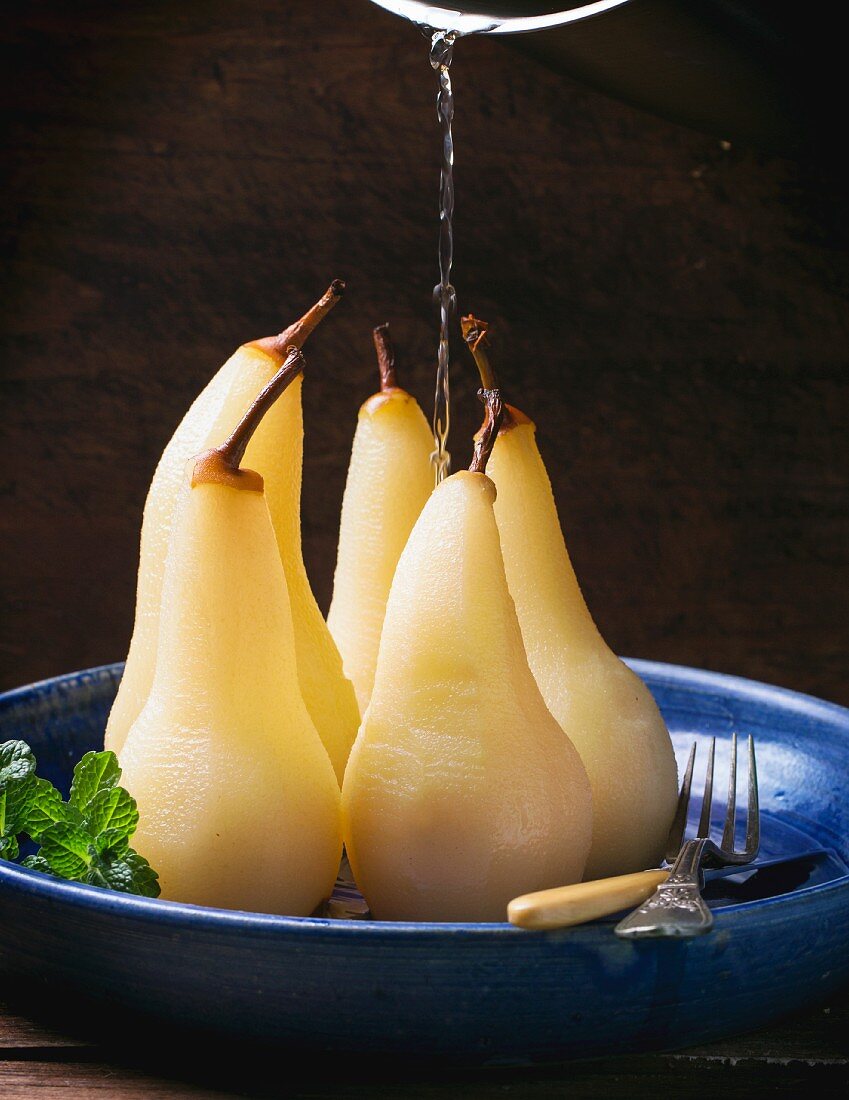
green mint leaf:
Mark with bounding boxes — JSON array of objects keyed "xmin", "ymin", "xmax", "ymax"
[
  {"xmin": 69, "ymin": 751, "xmax": 121, "ymax": 817},
  {"xmin": 3, "ymin": 781, "xmax": 33, "ymax": 829},
  {"xmin": 85, "ymin": 847, "xmax": 161, "ymax": 898},
  {"xmin": 123, "ymin": 850, "xmax": 161, "ymax": 898},
  {"xmin": 84, "ymin": 785, "xmax": 139, "ymax": 843},
  {"xmin": 95, "ymin": 827, "xmax": 131, "ymax": 858},
  {"xmin": 1, "ymin": 777, "xmax": 34, "ymax": 842},
  {"xmin": 2, "ymin": 741, "xmax": 160, "ymax": 900},
  {"xmin": 21, "ymin": 776, "xmax": 74, "ymax": 840},
  {"xmin": 0, "ymin": 741, "xmax": 37, "ymax": 787},
  {"xmin": 0, "ymin": 741, "xmax": 38, "ymax": 841},
  {"xmin": 20, "ymin": 853, "xmax": 53, "ymax": 875},
  {"xmin": 0, "ymin": 831, "xmax": 20, "ymax": 861},
  {"xmin": 38, "ymin": 822, "xmax": 93, "ymax": 880}
]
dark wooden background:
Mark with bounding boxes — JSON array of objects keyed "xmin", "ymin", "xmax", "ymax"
[
  {"xmin": 2, "ymin": 0, "xmax": 848, "ymax": 706},
  {"xmin": 1, "ymin": 3, "xmax": 848, "ymax": 1093}
]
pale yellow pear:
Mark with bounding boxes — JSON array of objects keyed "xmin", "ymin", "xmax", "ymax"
[
  {"xmin": 106, "ymin": 283, "xmax": 359, "ymax": 782},
  {"xmin": 462, "ymin": 317, "xmax": 677, "ymax": 880},
  {"xmin": 120, "ymin": 350, "xmax": 342, "ymax": 914},
  {"xmin": 327, "ymin": 324, "xmax": 434, "ymax": 714},
  {"xmin": 342, "ymin": 393, "xmax": 592, "ymax": 922},
  {"xmin": 245, "ymin": 374, "xmax": 360, "ymax": 783}
]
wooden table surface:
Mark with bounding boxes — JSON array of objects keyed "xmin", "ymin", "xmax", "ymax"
[
  {"xmin": 1, "ymin": 985, "xmax": 848, "ymax": 1096},
  {"xmin": 2, "ymin": 0, "xmax": 848, "ymax": 1092}
]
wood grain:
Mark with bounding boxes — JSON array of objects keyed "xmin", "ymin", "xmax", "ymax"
[
  {"xmin": 1, "ymin": 6, "xmax": 848, "ymax": 1084},
  {"xmin": 1, "ymin": 989, "xmax": 848, "ymax": 1096},
  {"xmin": 0, "ymin": 1063, "xmax": 230, "ymax": 1098},
  {"xmin": 2, "ymin": 0, "xmax": 848, "ymax": 705}
]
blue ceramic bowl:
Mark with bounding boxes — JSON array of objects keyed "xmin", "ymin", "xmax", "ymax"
[{"xmin": 1, "ymin": 660, "xmax": 848, "ymax": 1063}]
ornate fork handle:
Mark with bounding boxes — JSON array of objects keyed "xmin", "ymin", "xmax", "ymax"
[{"xmin": 614, "ymin": 839, "xmax": 714, "ymax": 938}]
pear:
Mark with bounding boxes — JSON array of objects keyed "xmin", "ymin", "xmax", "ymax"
[
  {"xmin": 106, "ymin": 282, "xmax": 359, "ymax": 782},
  {"xmin": 119, "ymin": 348, "xmax": 342, "ymax": 914},
  {"xmin": 341, "ymin": 385, "xmax": 592, "ymax": 922},
  {"xmin": 242, "ymin": 322, "xmax": 361, "ymax": 783},
  {"xmin": 327, "ymin": 324, "xmax": 434, "ymax": 713},
  {"xmin": 462, "ymin": 316, "xmax": 678, "ymax": 880}
]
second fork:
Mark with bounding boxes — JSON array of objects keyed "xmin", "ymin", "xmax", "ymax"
[
  {"xmin": 507, "ymin": 733, "xmax": 759, "ymax": 935},
  {"xmin": 614, "ymin": 732, "xmax": 760, "ymax": 938}
]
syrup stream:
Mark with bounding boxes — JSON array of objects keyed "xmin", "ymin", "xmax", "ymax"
[{"xmin": 430, "ymin": 29, "xmax": 458, "ymax": 484}]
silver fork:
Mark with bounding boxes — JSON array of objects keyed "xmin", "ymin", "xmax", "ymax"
[{"xmin": 614, "ymin": 732, "xmax": 760, "ymax": 938}]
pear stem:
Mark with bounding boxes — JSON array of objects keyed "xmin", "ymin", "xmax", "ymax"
[
  {"xmin": 192, "ymin": 347, "xmax": 304, "ymax": 489},
  {"xmin": 220, "ymin": 346, "xmax": 304, "ymax": 469},
  {"xmin": 461, "ymin": 313, "xmax": 521, "ymax": 437},
  {"xmin": 462, "ymin": 316, "xmax": 504, "ymax": 473},
  {"xmin": 461, "ymin": 315, "xmax": 498, "ymax": 391},
  {"xmin": 252, "ymin": 279, "xmax": 345, "ymax": 358},
  {"xmin": 469, "ymin": 388, "xmax": 504, "ymax": 475},
  {"xmin": 373, "ymin": 323, "xmax": 398, "ymax": 391}
]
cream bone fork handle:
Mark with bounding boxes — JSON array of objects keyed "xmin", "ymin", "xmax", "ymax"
[{"xmin": 508, "ymin": 733, "xmax": 760, "ymax": 936}]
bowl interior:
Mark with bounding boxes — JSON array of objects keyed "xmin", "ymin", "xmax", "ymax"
[
  {"xmin": 2, "ymin": 659, "xmax": 847, "ymax": 926},
  {"xmin": 3, "ymin": 660, "xmax": 849, "ymax": 1062}
]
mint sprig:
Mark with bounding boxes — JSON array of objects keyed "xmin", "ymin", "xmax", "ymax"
[
  {"xmin": 0, "ymin": 741, "xmax": 160, "ymax": 898},
  {"xmin": 0, "ymin": 741, "xmax": 38, "ymax": 860}
]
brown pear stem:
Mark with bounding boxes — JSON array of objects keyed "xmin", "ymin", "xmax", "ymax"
[
  {"xmin": 192, "ymin": 346, "xmax": 304, "ymax": 490},
  {"xmin": 469, "ymin": 389, "xmax": 504, "ymax": 475},
  {"xmin": 251, "ymin": 279, "xmax": 345, "ymax": 358},
  {"xmin": 460, "ymin": 315, "xmax": 498, "ymax": 390},
  {"xmin": 462, "ymin": 315, "xmax": 504, "ymax": 472},
  {"xmin": 461, "ymin": 313, "xmax": 523, "ymax": 434},
  {"xmin": 221, "ymin": 345, "xmax": 304, "ymax": 467},
  {"xmin": 373, "ymin": 323, "xmax": 397, "ymax": 391}
]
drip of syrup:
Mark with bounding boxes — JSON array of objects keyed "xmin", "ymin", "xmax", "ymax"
[{"xmin": 429, "ymin": 29, "xmax": 457, "ymax": 485}]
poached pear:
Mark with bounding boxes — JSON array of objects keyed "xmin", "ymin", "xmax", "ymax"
[
  {"xmin": 327, "ymin": 324, "xmax": 434, "ymax": 714},
  {"xmin": 106, "ymin": 282, "xmax": 359, "ymax": 782},
  {"xmin": 462, "ymin": 316, "xmax": 678, "ymax": 879},
  {"xmin": 342, "ymin": 385, "xmax": 592, "ymax": 921},
  {"xmin": 119, "ymin": 348, "xmax": 342, "ymax": 915}
]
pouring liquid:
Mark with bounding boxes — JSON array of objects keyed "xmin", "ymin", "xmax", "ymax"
[
  {"xmin": 382, "ymin": 3, "xmax": 632, "ymax": 476},
  {"xmin": 430, "ymin": 29, "xmax": 457, "ymax": 484}
]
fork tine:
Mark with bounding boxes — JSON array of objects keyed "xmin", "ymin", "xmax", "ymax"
[
  {"xmin": 665, "ymin": 741, "xmax": 697, "ymax": 862},
  {"xmin": 745, "ymin": 734, "xmax": 760, "ymax": 857},
  {"xmin": 697, "ymin": 737, "xmax": 716, "ymax": 838},
  {"xmin": 721, "ymin": 730, "xmax": 738, "ymax": 850}
]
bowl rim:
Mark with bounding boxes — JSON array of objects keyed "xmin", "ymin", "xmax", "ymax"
[{"xmin": 2, "ymin": 658, "xmax": 848, "ymax": 938}]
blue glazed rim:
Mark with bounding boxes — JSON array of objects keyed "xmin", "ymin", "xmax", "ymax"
[{"xmin": 1, "ymin": 658, "xmax": 848, "ymax": 939}]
